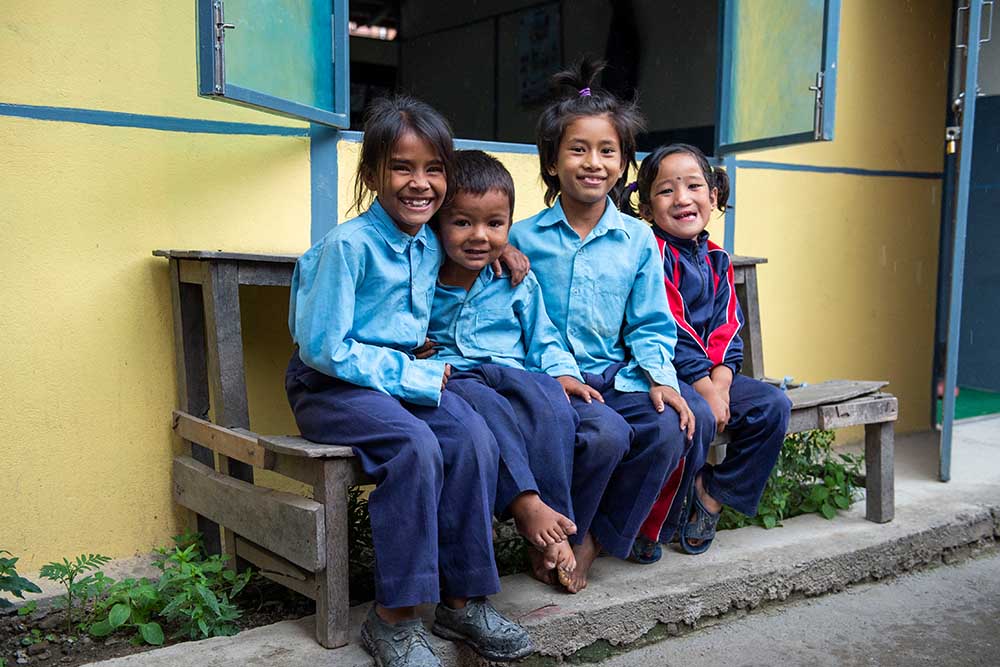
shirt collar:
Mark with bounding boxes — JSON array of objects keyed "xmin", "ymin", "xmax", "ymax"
[
  {"xmin": 538, "ymin": 196, "xmax": 631, "ymax": 239},
  {"xmin": 653, "ymin": 226, "xmax": 710, "ymax": 255},
  {"xmin": 366, "ymin": 199, "xmax": 434, "ymax": 253}
]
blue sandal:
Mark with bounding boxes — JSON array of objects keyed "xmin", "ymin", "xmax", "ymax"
[
  {"xmin": 679, "ymin": 488, "xmax": 721, "ymax": 555},
  {"xmin": 628, "ymin": 535, "xmax": 662, "ymax": 564}
]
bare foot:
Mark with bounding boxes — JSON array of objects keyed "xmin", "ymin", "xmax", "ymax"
[
  {"xmin": 557, "ymin": 533, "xmax": 600, "ymax": 594},
  {"xmin": 509, "ymin": 492, "xmax": 577, "ymax": 548},
  {"xmin": 527, "ymin": 547, "xmax": 557, "ymax": 585},
  {"xmin": 685, "ymin": 474, "xmax": 722, "ymax": 548}
]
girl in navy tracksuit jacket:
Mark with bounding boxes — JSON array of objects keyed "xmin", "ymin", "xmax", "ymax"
[{"xmin": 623, "ymin": 143, "xmax": 792, "ymax": 555}]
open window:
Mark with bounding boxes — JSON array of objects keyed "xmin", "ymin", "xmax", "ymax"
[
  {"xmin": 716, "ymin": 0, "xmax": 840, "ymax": 153},
  {"xmin": 196, "ymin": 0, "xmax": 350, "ymax": 127}
]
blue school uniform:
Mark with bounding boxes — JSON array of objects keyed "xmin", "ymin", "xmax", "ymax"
[
  {"xmin": 286, "ymin": 200, "xmax": 501, "ymax": 608},
  {"xmin": 509, "ymin": 197, "xmax": 714, "ymax": 558},
  {"xmin": 653, "ymin": 229, "xmax": 791, "ymax": 533},
  {"xmin": 427, "ymin": 267, "xmax": 631, "ymax": 543}
]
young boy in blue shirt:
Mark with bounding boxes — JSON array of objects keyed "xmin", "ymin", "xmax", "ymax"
[{"xmin": 422, "ymin": 150, "xmax": 632, "ymax": 587}]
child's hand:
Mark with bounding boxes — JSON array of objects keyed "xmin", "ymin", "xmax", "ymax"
[
  {"xmin": 441, "ymin": 363, "xmax": 452, "ymax": 391},
  {"xmin": 493, "ymin": 245, "xmax": 531, "ymax": 286},
  {"xmin": 556, "ymin": 376, "xmax": 604, "ymax": 403},
  {"xmin": 412, "ymin": 337, "xmax": 437, "ymax": 359},
  {"xmin": 704, "ymin": 389, "xmax": 730, "ymax": 434},
  {"xmin": 650, "ymin": 385, "xmax": 695, "ymax": 440}
]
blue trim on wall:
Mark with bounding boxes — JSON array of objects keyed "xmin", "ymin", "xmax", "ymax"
[
  {"xmin": 337, "ymin": 130, "xmax": 541, "ymax": 155},
  {"xmin": 310, "ymin": 126, "xmax": 340, "ymax": 244},
  {"xmin": 0, "ymin": 102, "xmax": 310, "ymax": 136},
  {"xmin": 723, "ymin": 154, "xmax": 737, "ymax": 254},
  {"xmin": 734, "ymin": 160, "xmax": 942, "ymax": 180}
]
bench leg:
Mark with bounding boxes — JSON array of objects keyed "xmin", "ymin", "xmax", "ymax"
[
  {"xmin": 864, "ymin": 421, "xmax": 894, "ymax": 523},
  {"xmin": 314, "ymin": 460, "xmax": 351, "ymax": 649}
]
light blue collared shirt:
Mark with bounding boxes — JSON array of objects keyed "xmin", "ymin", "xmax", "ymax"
[
  {"xmin": 288, "ymin": 200, "xmax": 447, "ymax": 406},
  {"xmin": 427, "ymin": 267, "xmax": 584, "ymax": 381},
  {"xmin": 509, "ymin": 196, "xmax": 679, "ymax": 393}
]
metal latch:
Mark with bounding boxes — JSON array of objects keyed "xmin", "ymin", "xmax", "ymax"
[
  {"xmin": 212, "ymin": 1, "xmax": 236, "ymax": 94},
  {"xmin": 809, "ymin": 71, "xmax": 824, "ymax": 140},
  {"xmin": 946, "ymin": 126, "xmax": 961, "ymax": 155}
]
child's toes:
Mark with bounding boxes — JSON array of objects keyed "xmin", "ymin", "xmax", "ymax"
[{"xmin": 557, "ymin": 517, "xmax": 577, "ymax": 536}]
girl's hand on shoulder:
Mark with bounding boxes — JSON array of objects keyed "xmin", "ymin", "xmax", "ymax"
[
  {"xmin": 441, "ymin": 363, "xmax": 452, "ymax": 391},
  {"xmin": 557, "ymin": 375, "xmax": 604, "ymax": 403},
  {"xmin": 493, "ymin": 244, "xmax": 531, "ymax": 286},
  {"xmin": 650, "ymin": 385, "xmax": 696, "ymax": 441},
  {"xmin": 412, "ymin": 337, "xmax": 437, "ymax": 360}
]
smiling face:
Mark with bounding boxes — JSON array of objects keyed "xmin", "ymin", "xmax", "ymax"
[
  {"xmin": 364, "ymin": 131, "xmax": 447, "ymax": 235},
  {"xmin": 548, "ymin": 114, "xmax": 625, "ymax": 208},
  {"xmin": 642, "ymin": 152, "xmax": 718, "ymax": 240},
  {"xmin": 437, "ymin": 189, "xmax": 511, "ymax": 279}
]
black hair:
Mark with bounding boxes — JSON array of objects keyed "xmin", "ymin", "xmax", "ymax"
[
  {"xmin": 351, "ymin": 94, "xmax": 455, "ymax": 215},
  {"xmin": 536, "ymin": 58, "xmax": 645, "ymax": 207},
  {"xmin": 441, "ymin": 150, "xmax": 515, "ymax": 218},
  {"xmin": 621, "ymin": 143, "xmax": 731, "ymax": 219}
]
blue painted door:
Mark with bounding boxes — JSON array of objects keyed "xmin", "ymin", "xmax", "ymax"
[{"xmin": 957, "ymin": 95, "xmax": 1000, "ymax": 392}]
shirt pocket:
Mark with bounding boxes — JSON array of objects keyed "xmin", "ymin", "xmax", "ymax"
[
  {"xmin": 471, "ymin": 308, "xmax": 523, "ymax": 356},
  {"xmin": 592, "ymin": 280, "xmax": 631, "ymax": 338}
]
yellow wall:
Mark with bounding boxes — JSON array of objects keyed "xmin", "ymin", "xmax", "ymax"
[
  {"xmin": 726, "ymin": 0, "xmax": 950, "ymax": 434},
  {"xmin": 1, "ymin": 2, "xmax": 310, "ymax": 571},
  {"xmin": 2, "ymin": 0, "xmax": 949, "ymax": 571}
]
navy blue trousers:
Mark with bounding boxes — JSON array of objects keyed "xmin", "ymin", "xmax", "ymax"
[
  {"xmin": 581, "ymin": 364, "xmax": 709, "ymax": 558},
  {"xmin": 285, "ymin": 353, "xmax": 500, "ymax": 608},
  {"xmin": 657, "ymin": 374, "xmax": 791, "ymax": 542},
  {"xmin": 447, "ymin": 364, "xmax": 631, "ymax": 544}
]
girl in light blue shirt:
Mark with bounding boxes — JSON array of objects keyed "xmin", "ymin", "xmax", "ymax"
[
  {"xmin": 509, "ymin": 59, "xmax": 716, "ymax": 592},
  {"xmin": 286, "ymin": 96, "xmax": 532, "ymax": 666}
]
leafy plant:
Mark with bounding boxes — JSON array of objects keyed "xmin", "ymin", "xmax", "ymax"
[
  {"xmin": 718, "ymin": 429, "xmax": 863, "ymax": 530},
  {"xmin": 88, "ymin": 577, "xmax": 165, "ymax": 646},
  {"xmin": 154, "ymin": 542, "xmax": 251, "ymax": 640},
  {"xmin": 38, "ymin": 553, "xmax": 111, "ymax": 634},
  {"xmin": 20, "ymin": 628, "xmax": 57, "ymax": 646},
  {"xmin": 0, "ymin": 550, "xmax": 42, "ymax": 609}
]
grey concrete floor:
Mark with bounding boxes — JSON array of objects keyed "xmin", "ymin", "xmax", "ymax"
[
  {"xmin": 599, "ymin": 549, "xmax": 1000, "ymax": 667},
  {"xmin": 82, "ymin": 416, "xmax": 1000, "ymax": 666}
]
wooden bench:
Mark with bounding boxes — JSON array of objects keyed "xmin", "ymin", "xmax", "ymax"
[{"xmin": 155, "ymin": 249, "xmax": 896, "ymax": 650}]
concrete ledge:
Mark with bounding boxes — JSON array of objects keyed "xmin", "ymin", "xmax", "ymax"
[{"xmin": 84, "ymin": 424, "xmax": 1000, "ymax": 667}]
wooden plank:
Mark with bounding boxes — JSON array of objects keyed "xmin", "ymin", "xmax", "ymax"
[
  {"xmin": 865, "ymin": 421, "xmax": 895, "ymax": 523},
  {"xmin": 172, "ymin": 456, "xmax": 325, "ymax": 572},
  {"xmin": 154, "ymin": 249, "xmax": 299, "ymax": 263},
  {"xmin": 167, "ymin": 259, "xmax": 221, "ymax": 555},
  {"xmin": 237, "ymin": 263, "xmax": 294, "ymax": 287},
  {"xmin": 787, "ymin": 380, "xmax": 889, "ymax": 410},
  {"xmin": 177, "ymin": 259, "xmax": 207, "ymax": 285},
  {"xmin": 234, "ymin": 536, "xmax": 317, "ymax": 600},
  {"xmin": 818, "ymin": 395, "xmax": 898, "ymax": 430},
  {"xmin": 202, "ymin": 261, "xmax": 254, "ymax": 486},
  {"xmin": 173, "ymin": 411, "xmax": 275, "ymax": 469},
  {"xmin": 731, "ymin": 255, "xmax": 768, "ymax": 267},
  {"xmin": 314, "ymin": 460, "xmax": 352, "ymax": 649},
  {"xmin": 260, "ymin": 435, "xmax": 356, "ymax": 459},
  {"xmin": 270, "ymin": 454, "xmax": 320, "ymax": 487},
  {"xmin": 787, "ymin": 407, "xmax": 822, "ymax": 433},
  {"xmin": 736, "ymin": 265, "xmax": 764, "ymax": 379}
]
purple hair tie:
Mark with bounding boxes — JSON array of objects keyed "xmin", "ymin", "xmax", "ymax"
[
  {"xmin": 578, "ymin": 87, "xmax": 592, "ymax": 97},
  {"xmin": 625, "ymin": 181, "xmax": 638, "ymax": 193}
]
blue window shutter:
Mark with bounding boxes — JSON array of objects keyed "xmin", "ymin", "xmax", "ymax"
[
  {"xmin": 196, "ymin": 0, "xmax": 349, "ymax": 128},
  {"xmin": 716, "ymin": 0, "xmax": 841, "ymax": 154}
]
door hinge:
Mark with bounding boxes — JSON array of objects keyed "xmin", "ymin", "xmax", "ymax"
[
  {"xmin": 212, "ymin": 1, "xmax": 236, "ymax": 94},
  {"xmin": 809, "ymin": 71, "xmax": 825, "ymax": 140}
]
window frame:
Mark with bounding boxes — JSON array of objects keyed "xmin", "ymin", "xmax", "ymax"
[
  {"xmin": 196, "ymin": 0, "xmax": 350, "ymax": 128},
  {"xmin": 715, "ymin": 0, "xmax": 841, "ymax": 154}
]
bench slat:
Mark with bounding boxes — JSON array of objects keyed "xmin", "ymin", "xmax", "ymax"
[
  {"xmin": 173, "ymin": 411, "xmax": 274, "ymax": 468},
  {"xmin": 260, "ymin": 435, "xmax": 356, "ymax": 459},
  {"xmin": 786, "ymin": 380, "xmax": 888, "ymax": 409},
  {"xmin": 172, "ymin": 456, "xmax": 325, "ymax": 572},
  {"xmin": 819, "ymin": 394, "xmax": 898, "ymax": 429}
]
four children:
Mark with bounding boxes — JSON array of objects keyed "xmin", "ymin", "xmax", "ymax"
[{"xmin": 285, "ymin": 60, "xmax": 787, "ymax": 666}]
